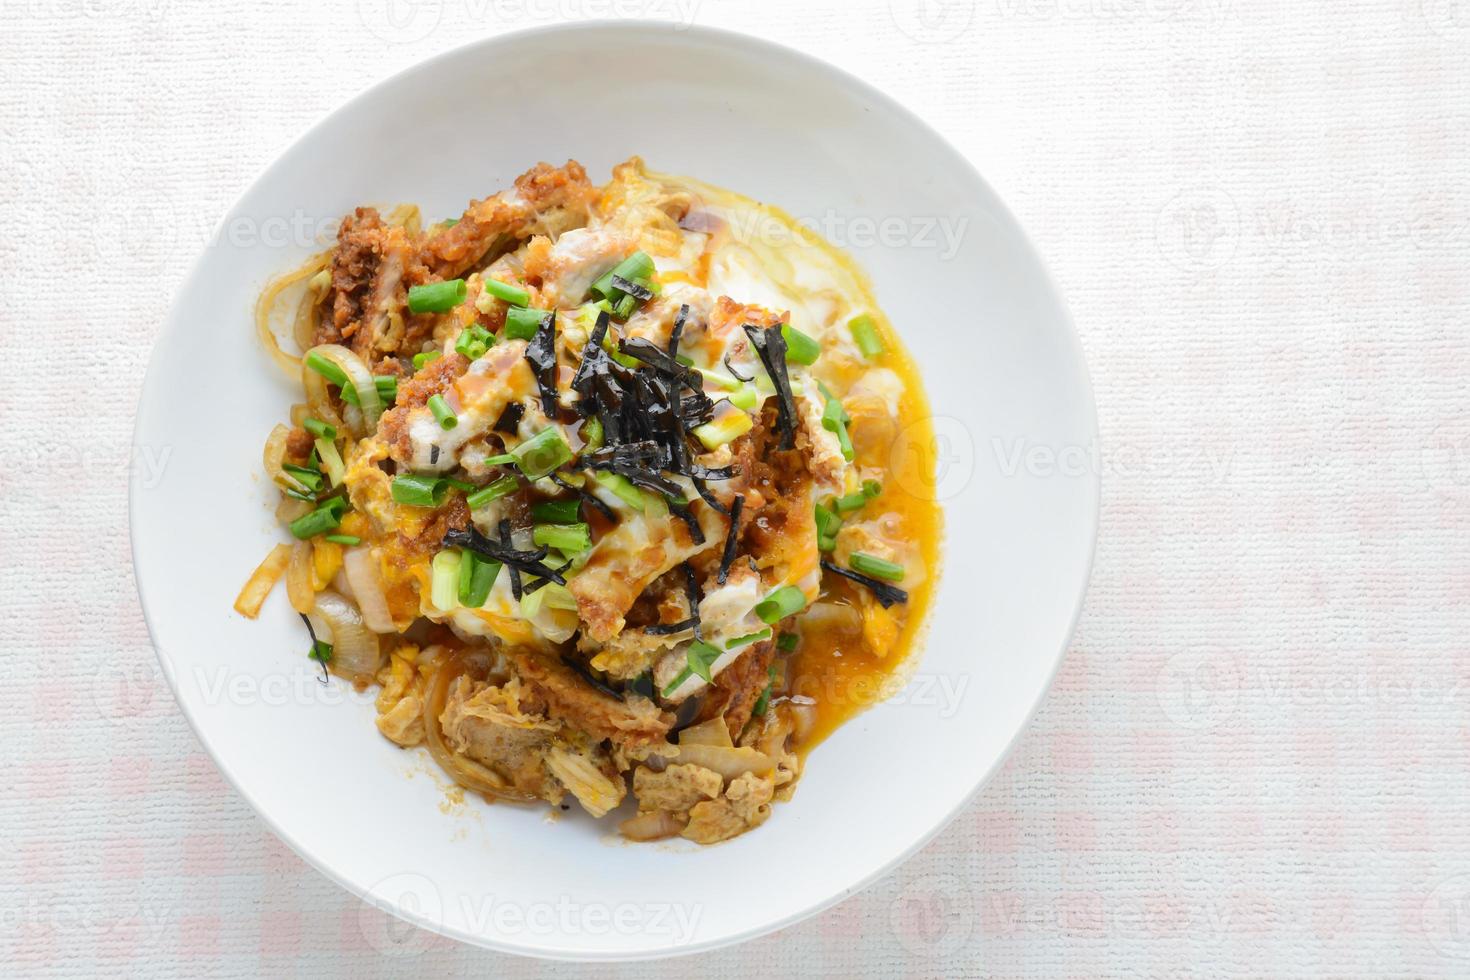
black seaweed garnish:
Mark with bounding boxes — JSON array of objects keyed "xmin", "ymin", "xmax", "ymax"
[
  {"xmin": 668, "ymin": 303, "xmax": 690, "ymax": 360},
  {"xmin": 716, "ymin": 494, "xmax": 744, "ymax": 585},
  {"xmin": 525, "ymin": 311, "xmax": 558, "ymax": 416},
  {"xmin": 609, "ymin": 274, "xmax": 654, "ymax": 302},
  {"xmin": 743, "ymin": 322, "xmax": 796, "ymax": 450},
  {"xmin": 443, "ymin": 525, "xmax": 565, "ymax": 584},
  {"xmin": 492, "ymin": 401, "xmax": 524, "ymax": 435},
  {"xmin": 300, "ymin": 613, "xmax": 329, "ymax": 684},
  {"xmin": 682, "ymin": 561, "xmax": 702, "ymax": 639},
  {"xmin": 688, "ymin": 463, "xmax": 738, "ymax": 481},
  {"xmin": 669, "ymin": 500, "xmax": 704, "ymax": 545},
  {"xmin": 820, "ymin": 558, "xmax": 909, "ymax": 608},
  {"xmin": 561, "ymin": 654, "xmax": 624, "ymax": 702},
  {"xmin": 691, "ymin": 476, "xmax": 729, "ymax": 515},
  {"xmin": 428, "ymin": 444, "xmax": 441, "ymax": 466},
  {"xmin": 723, "ymin": 351, "xmax": 753, "ymax": 383},
  {"xmin": 569, "ymin": 310, "xmax": 611, "ymax": 405},
  {"xmin": 552, "ymin": 472, "xmax": 615, "ymax": 522},
  {"xmin": 617, "ymin": 337, "xmax": 698, "ymax": 383},
  {"xmin": 522, "ymin": 559, "xmax": 575, "ymax": 595},
  {"xmin": 642, "ymin": 618, "xmax": 696, "ymax": 636},
  {"xmin": 628, "ymin": 671, "xmax": 656, "ymax": 700}
]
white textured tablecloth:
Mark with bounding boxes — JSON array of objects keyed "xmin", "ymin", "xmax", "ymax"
[{"xmin": 4, "ymin": 1, "xmax": 1469, "ymax": 975}]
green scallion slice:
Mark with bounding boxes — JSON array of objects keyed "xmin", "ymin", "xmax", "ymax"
[
  {"xmin": 850, "ymin": 552, "xmax": 905, "ymax": 582},
  {"xmin": 430, "ymin": 550, "xmax": 461, "ymax": 610},
  {"xmin": 591, "ymin": 251, "xmax": 655, "ymax": 300},
  {"xmin": 724, "ymin": 628, "xmax": 772, "ymax": 650},
  {"xmin": 412, "ymin": 350, "xmax": 442, "ymax": 371},
  {"xmin": 427, "ymin": 394, "xmax": 457, "ymax": 430},
  {"xmin": 302, "ymin": 418, "xmax": 336, "ymax": 440},
  {"xmin": 755, "ymin": 585, "xmax": 807, "ymax": 625},
  {"xmin": 511, "ymin": 428, "xmax": 572, "ymax": 480},
  {"xmin": 531, "ymin": 499, "xmax": 582, "ymax": 524},
  {"xmin": 465, "ymin": 474, "xmax": 520, "ymax": 509},
  {"xmin": 323, "ymin": 534, "xmax": 361, "ymax": 546},
  {"xmin": 457, "ymin": 550, "xmax": 501, "ymax": 607},
  {"xmin": 532, "ymin": 522, "xmax": 591, "ymax": 554},
  {"xmin": 781, "ymin": 324, "xmax": 821, "ymax": 365},
  {"xmin": 282, "ymin": 463, "xmax": 323, "ymax": 493},
  {"xmin": 407, "ymin": 279, "xmax": 467, "ymax": 314},
  {"xmin": 848, "ymin": 313, "xmax": 885, "ymax": 359},
  {"xmin": 454, "ymin": 325, "xmax": 493, "ymax": 361},
  {"xmin": 288, "ymin": 503, "xmax": 342, "ymax": 539},
  {"xmin": 481, "ymin": 277, "xmax": 531, "ymax": 307},
  {"xmin": 821, "ymin": 395, "xmax": 854, "ymax": 461},
  {"xmin": 503, "ymin": 306, "xmax": 545, "ymax": 341},
  {"xmin": 777, "ymin": 632, "xmax": 799, "ymax": 653},
  {"xmin": 391, "ymin": 473, "xmax": 449, "ymax": 508}
]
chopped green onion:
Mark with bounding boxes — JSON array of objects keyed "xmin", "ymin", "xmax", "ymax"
[
  {"xmin": 863, "ymin": 479, "xmax": 882, "ymax": 499},
  {"xmin": 281, "ymin": 463, "xmax": 323, "ymax": 493},
  {"xmin": 815, "ymin": 503, "xmax": 842, "ymax": 552},
  {"xmin": 848, "ymin": 313, "xmax": 885, "ymax": 359},
  {"xmin": 728, "ymin": 385, "xmax": 759, "ymax": 412},
  {"xmin": 511, "ymin": 428, "xmax": 572, "ymax": 480},
  {"xmin": 305, "ymin": 354, "xmax": 395, "ymax": 407},
  {"xmin": 309, "ymin": 640, "xmax": 333, "ymax": 665},
  {"xmin": 580, "ymin": 416, "xmax": 604, "ymax": 452},
  {"xmin": 324, "ymin": 534, "xmax": 361, "ymax": 546},
  {"xmin": 696, "ymin": 368, "xmax": 744, "ymax": 392},
  {"xmin": 391, "ymin": 473, "xmax": 449, "ymax": 508},
  {"xmin": 755, "ymin": 585, "xmax": 807, "ymax": 625},
  {"xmin": 430, "ymin": 550, "xmax": 461, "ymax": 610},
  {"xmin": 781, "ymin": 324, "xmax": 822, "ymax": 365},
  {"xmin": 314, "ymin": 437, "xmax": 346, "ymax": 487},
  {"xmin": 725, "ymin": 628, "xmax": 772, "ymax": 650},
  {"xmin": 752, "ymin": 665, "xmax": 777, "ymax": 716},
  {"xmin": 302, "ymin": 418, "xmax": 336, "ymax": 440},
  {"xmin": 777, "ymin": 632, "xmax": 799, "ymax": 653},
  {"xmin": 481, "ymin": 277, "xmax": 531, "ymax": 307},
  {"xmin": 821, "ymin": 395, "xmax": 855, "ymax": 461},
  {"xmin": 532, "ymin": 499, "xmax": 582, "ymax": 524},
  {"xmin": 613, "ymin": 293, "xmax": 639, "ymax": 320},
  {"xmin": 833, "ymin": 491, "xmax": 868, "ymax": 514},
  {"xmin": 591, "ymin": 251, "xmax": 655, "ymax": 300},
  {"xmin": 686, "ymin": 640, "xmax": 722, "ymax": 683},
  {"xmin": 532, "ymin": 522, "xmax": 591, "ymax": 554},
  {"xmin": 288, "ymin": 502, "xmax": 343, "ymax": 539},
  {"xmin": 466, "ymin": 474, "xmax": 520, "ymax": 509},
  {"xmin": 591, "ymin": 471, "xmax": 645, "ymax": 512},
  {"xmin": 427, "ymin": 394, "xmax": 457, "ymax": 430},
  {"xmin": 412, "ymin": 350, "xmax": 442, "ymax": 371},
  {"xmin": 503, "ymin": 306, "xmax": 545, "ymax": 340},
  {"xmin": 457, "ymin": 550, "xmax": 501, "ymax": 607},
  {"xmin": 444, "ymin": 477, "xmax": 476, "ymax": 492},
  {"xmin": 850, "ymin": 552, "xmax": 905, "ymax": 582},
  {"xmin": 454, "ymin": 325, "xmax": 493, "ymax": 360},
  {"xmin": 693, "ymin": 403, "xmax": 754, "ymax": 451},
  {"xmin": 407, "ymin": 279, "xmax": 467, "ymax": 314}
]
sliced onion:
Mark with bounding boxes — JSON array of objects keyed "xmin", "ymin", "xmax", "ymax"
[
  {"xmin": 343, "ymin": 546, "xmax": 395, "ymax": 633},
  {"xmin": 302, "ymin": 343, "xmax": 381, "ymax": 436},
  {"xmin": 423, "ymin": 652, "xmax": 538, "ymax": 803},
  {"xmin": 285, "ymin": 540, "xmax": 315, "ymax": 615},
  {"xmin": 263, "ymin": 423, "xmax": 307, "ymax": 492},
  {"xmin": 255, "ymin": 253, "xmax": 329, "ymax": 377},
  {"xmin": 233, "ymin": 544, "xmax": 291, "ymax": 618},
  {"xmin": 677, "ymin": 716, "xmax": 734, "ymax": 748},
  {"xmin": 672, "ymin": 743, "xmax": 775, "ymax": 780},
  {"xmin": 309, "ymin": 590, "xmax": 383, "ymax": 685},
  {"xmin": 274, "ymin": 495, "xmax": 312, "ymax": 524},
  {"xmin": 620, "ymin": 809, "xmax": 687, "ymax": 841}
]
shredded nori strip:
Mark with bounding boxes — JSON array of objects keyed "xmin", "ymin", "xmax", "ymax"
[
  {"xmin": 609, "ymin": 274, "xmax": 654, "ymax": 302},
  {"xmin": 552, "ymin": 473, "xmax": 615, "ymax": 522},
  {"xmin": 669, "ymin": 500, "xmax": 704, "ymax": 545},
  {"xmin": 743, "ymin": 322, "xmax": 797, "ymax": 450},
  {"xmin": 618, "ymin": 337, "xmax": 698, "ymax": 383},
  {"xmin": 692, "ymin": 476, "xmax": 729, "ymax": 515},
  {"xmin": 442, "ymin": 525, "xmax": 564, "ymax": 584},
  {"xmin": 569, "ymin": 310, "xmax": 611, "ymax": 404},
  {"xmin": 642, "ymin": 618, "xmax": 696, "ymax": 636},
  {"xmin": 498, "ymin": 520, "xmax": 522, "ymax": 599},
  {"xmin": 688, "ymin": 463, "xmax": 739, "ymax": 481},
  {"xmin": 522, "ymin": 559, "xmax": 575, "ymax": 595},
  {"xmin": 682, "ymin": 561, "xmax": 702, "ymax": 639},
  {"xmin": 525, "ymin": 311, "xmax": 559, "ymax": 416},
  {"xmin": 668, "ymin": 303, "xmax": 690, "ymax": 359},
  {"xmin": 561, "ymin": 654, "xmax": 624, "ymax": 702},
  {"xmin": 628, "ymin": 671, "xmax": 656, "ymax": 700},
  {"xmin": 493, "ymin": 401, "xmax": 524, "ymax": 435},
  {"xmin": 821, "ymin": 558, "xmax": 909, "ymax": 608},
  {"xmin": 300, "ymin": 613, "xmax": 329, "ymax": 684},
  {"xmin": 678, "ymin": 387, "xmax": 716, "ymax": 431},
  {"xmin": 428, "ymin": 444, "xmax": 440, "ymax": 466},
  {"xmin": 717, "ymin": 494, "xmax": 744, "ymax": 585},
  {"xmin": 723, "ymin": 351, "xmax": 753, "ymax": 382}
]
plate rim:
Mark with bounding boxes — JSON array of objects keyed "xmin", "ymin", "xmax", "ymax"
[{"xmin": 129, "ymin": 19, "xmax": 1100, "ymax": 962}]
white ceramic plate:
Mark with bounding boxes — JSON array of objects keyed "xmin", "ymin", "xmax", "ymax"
[{"xmin": 131, "ymin": 22, "xmax": 1097, "ymax": 961}]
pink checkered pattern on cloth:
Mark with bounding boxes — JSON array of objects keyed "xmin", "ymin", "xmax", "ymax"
[{"xmin": 3, "ymin": 1, "xmax": 1469, "ymax": 976}]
